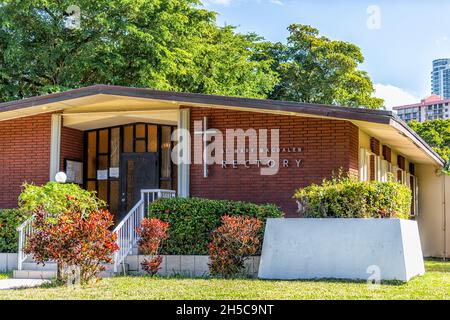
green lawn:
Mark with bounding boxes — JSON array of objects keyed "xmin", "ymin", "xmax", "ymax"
[{"xmin": 0, "ymin": 260, "xmax": 448, "ymax": 300}]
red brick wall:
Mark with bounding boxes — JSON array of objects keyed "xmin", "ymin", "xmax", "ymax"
[
  {"xmin": 187, "ymin": 107, "xmax": 359, "ymax": 216},
  {"xmin": 60, "ymin": 125, "xmax": 84, "ymax": 171},
  {"xmin": 0, "ymin": 113, "xmax": 52, "ymax": 208}
]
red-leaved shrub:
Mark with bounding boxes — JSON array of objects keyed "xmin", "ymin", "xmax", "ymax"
[
  {"xmin": 136, "ymin": 218, "xmax": 169, "ymax": 276},
  {"xmin": 208, "ymin": 215, "xmax": 263, "ymax": 277},
  {"xmin": 25, "ymin": 201, "xmax": 119, "ymax": 284}
]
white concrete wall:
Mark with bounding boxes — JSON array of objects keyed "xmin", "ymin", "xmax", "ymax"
[
  {"xmin": 125, "ymin": 255, "xmax": 260, "ymax": 278},
  {"xmin": 415, "ymin": 164, "xmax": 450, "ymax": 258},
  {"xmin": 258, "ymin": 218, "xmax": 425, "ymax": 281},
  {"xmin": 0, "ymin": 253, "xmax": 18, "ymax": 272}
]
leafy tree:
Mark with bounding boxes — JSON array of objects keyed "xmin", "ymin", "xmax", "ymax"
[
  {"xmin": 268, "ymin": 24, "xmax": 384, "ymax": 109},
  {"xmin": 173, "ymin": 26, "xmax": 278, "ymax": 98},
  {"xmin": 409, "ymin": 119, "xmax": 450, "ymax": 162},
  {"xmin": 0, "ymin": 0, "xmax": 277, "ymax": 101},
  {"xmin": 0, "ymin": 3, "xmax": 382, "ymax": 108},
  {"xmin": 25, "ymin": 205, "xmax": 118, "ymax": 284}
]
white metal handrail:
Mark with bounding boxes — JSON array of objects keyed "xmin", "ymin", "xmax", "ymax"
[
  {"xmin": 17, "ymin": 217, "xmax": 34, "ymax": 271},
  {"xmin": 112, "ymin": 189, "xmax": 176, "ymax": 273}
]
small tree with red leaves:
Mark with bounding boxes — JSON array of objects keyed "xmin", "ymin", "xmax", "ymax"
[
  {"xmin": 24, "ymin": 199, "xmax": 119, "ymax": 284},
  {"xmin": 136, "ymin": 218, "xmax": 169, "ymax": 276},
  {"xmin": 208, "ymin": 215, "xmax": 263, "ymax": 277}
]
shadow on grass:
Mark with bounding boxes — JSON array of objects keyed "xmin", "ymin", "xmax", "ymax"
[{"xmin": 112, "ymin": 273, "xmax": 409, "ymax": 286}]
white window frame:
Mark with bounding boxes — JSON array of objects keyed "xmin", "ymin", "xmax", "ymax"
[
  {"xmin": 397, "ymin": 169, "xmax": 406, "ymax": 184},
  {"xmin": 359, "ymin": 148, "xmax": 368, "ymax": 181},
  {"xmin": 408, "ymin": 173, "xmax": 419, "ymax": 217},
  {"xmin": 391, "ymin": 165, "xmax": 399, "ymax": 182},
  {"xmin": 380, "ymin": 159, "xmax": 392, "ymax": 182},
  {"xmin": 375, "ymin": 155, "xmax": 381, "ymax": 181},
  {"xmin": 359, "ymin": 148, "xmax": 372, "ymax": 181},
  {"xmin": 359, "ymin": 148, "xmax": 382, "ymax": 181}
]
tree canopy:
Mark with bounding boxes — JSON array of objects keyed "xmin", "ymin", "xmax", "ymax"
[
  {"xmin": 409, "ymin": 119, "xmax": 450, "ymax": 163},
  {"xmin": 0, "ymin": 1, "xmax": 383, "ymax": 109},
  {"xmin": 268, "ymin": 25, "xmax": 383, "ymax": 109},
  {"xmin": 0, "ymin": 0, "xmax": 278, "ymax": 101}
]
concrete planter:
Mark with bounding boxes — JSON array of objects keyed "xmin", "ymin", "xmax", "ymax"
[
  {"xmin": 258, "ymin": 218, "xmax": 425, "ymax": 282},
  {"xmin": 0, "ymin": 253, "xmax": 18, "ymax": 271},
  {"xmin": 125, "ymin": 255, "xmax": 260, "ymax": 278}
]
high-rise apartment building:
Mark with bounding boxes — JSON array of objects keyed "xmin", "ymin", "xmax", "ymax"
[
  {"xmin": 431, "ymin": 58, "xmax": 450, "ymax": 99},
  {"xmin": 393, "ymin": 95, "xmax": 450, "ymax": 123}
]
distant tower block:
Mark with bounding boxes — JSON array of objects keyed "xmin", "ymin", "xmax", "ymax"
[{"xmin": 431, "ymin": 58, "xmax": 450, "ymax": 100}]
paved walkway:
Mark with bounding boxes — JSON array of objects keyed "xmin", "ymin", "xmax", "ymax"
[{"xmin": 0, "ymin": 279, "xmax": 50, "ymax": 290}]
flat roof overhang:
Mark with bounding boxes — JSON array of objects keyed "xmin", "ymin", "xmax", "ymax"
[{"xmin": 0, "ymin": 85, "xmax": 445, "ymax": 167}]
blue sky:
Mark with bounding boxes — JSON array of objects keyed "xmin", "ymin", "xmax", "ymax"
[{"xmin": 202, "ymin": 0, "xmax": 450, "ymax": 108}]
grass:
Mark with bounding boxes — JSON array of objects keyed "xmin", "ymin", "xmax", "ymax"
[
  {"xmin": 0, "ymin": 272, "xmax": 11, "ymax": 280},
  {"xmin": 0, "ymin": 260, "xmax": 448, "ymax": 300}
]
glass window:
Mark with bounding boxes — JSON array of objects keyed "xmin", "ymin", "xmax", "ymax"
[
  {"xmin": 110, "ymin": 128, "xmax": 120, "ymax": 168},
  {"xmin": 135, "ymin": 140, "xmax": 146, "ymax": 153},
  {"xmin": 87, "ymin": 131, "xmax": 97, "ymax": 179},
  {"xmin": 135, "ymin": 124, "xmax": 146, "ymax": 138},
  {"xmin": 98, "ymin": 181, "xmax": 108, "ymax": 203},
  {"xmin": 161, "ymin": 126, "xmax": 172, "ymax": 179},
  {"xmin": 98, "ymin": 155, "xmax": 108, "ymax": 170},
  {"xmin": 147, "ymin": 125, "xmax": 157, "ymax": 152},
  {"xmin": 123, "ymin": 125, "xmax": 134, "ymax": 153},
  {"xmin": 98, "ymin": 129, "xmax": 109, "ymax": 154},
  {"xmin": 86, "ymin": 181, "xmax": 96, "ymax": 192}
]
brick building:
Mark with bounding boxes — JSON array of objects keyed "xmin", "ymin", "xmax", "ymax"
[{"xmin": 0, "ymin": 85, "xmax": 449, "ymax": 258}]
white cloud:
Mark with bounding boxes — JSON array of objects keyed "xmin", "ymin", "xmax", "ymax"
[
  {"xmin": 204, "ymin": 0, "xmax": 233, "ymax": 6},
  {"xmin": 202, "ymin": 0, "xmax": 283, "ymax": 6},
  {"xmin": 373, "ymin": 84, "xmax": 420, "ymax": 110},
  {"xmin": 269, "ymin": 0, "xmax": 284, "ymax": 5}
]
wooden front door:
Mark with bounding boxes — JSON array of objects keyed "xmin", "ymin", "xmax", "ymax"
[{"xmin": 119, "ymin": 153, "xmax": 159, "ymax": 220}]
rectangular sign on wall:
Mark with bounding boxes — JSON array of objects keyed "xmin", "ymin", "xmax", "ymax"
[
  {"xmin": 96, "ymin": 170, "xmax": 108, "ymax": 181},
  {"xmin": 65, "ymin": 159, "xmax": 83, "ymax": 184}
]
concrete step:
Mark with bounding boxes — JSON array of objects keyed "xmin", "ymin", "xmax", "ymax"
[
  {"xmin": 13, "ymin": 270, "xmax": 56, "ymax": 280},
  {"xmin": 21, "ymin": 262, "xmax": 57, "ymax": 271},
  {"xmin": 99, "ymin": 271, "xmax": 115, "ymax": 278},
  {"xmin": 13, "ymin": 263, "xmax": 128, "ymax": 279},
  {"xmin": 109, "ymin": 263, "xmax": 129, "ymax": 274}
]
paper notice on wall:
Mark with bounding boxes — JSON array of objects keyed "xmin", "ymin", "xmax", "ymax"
[
  {"xmin": 97, "ymin": 170, "xmax": 108, "ymax": 180},
  {"xmin": 109, "ymin": 167, "xmax": 119, "ymax": 178}
]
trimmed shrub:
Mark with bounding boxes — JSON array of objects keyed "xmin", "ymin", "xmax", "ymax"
[
  {"xmin": 137, "ymin": 218, "xmax": 169, "ymax": 276},
  {"xmin": 25, "ymin": 201, "xmax": 119, "ymax": 284},
  {"xmin": 19, "ymin": 181, "xmax": 105, "ymax": 216},
  {"xmin": 294, "ymin": 175, "xmax": 412, "ymax": 219},
  {"xmin": 148, "ymin": 197, "xmax": 284, "ymax": 255},
  {"xmin": 208, "ymin": 215, "xmax": 263, "ymax": 277},
  {"xmin": 0, "ymin": 209, "xmax": 27, "ymax": 253}
]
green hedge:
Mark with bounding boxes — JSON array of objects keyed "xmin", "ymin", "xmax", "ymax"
[
  {"xmin": 294, "ymin": 175, "xmax": 412, "ymax": 219},
  {"xmin": 0, "ymin": 209, "xmax": 27, "ymax": 253},
  {"xmin": 148, "ymin": 197, "xmax": 284, "ymax": 255}
]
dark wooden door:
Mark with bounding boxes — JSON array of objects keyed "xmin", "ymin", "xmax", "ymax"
[{"xmin": 119, "ymin": 153, "xmax": 159, "ymax": 220}]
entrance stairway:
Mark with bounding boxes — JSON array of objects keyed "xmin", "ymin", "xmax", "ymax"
[{"xmin": 13, "ymin": 189, "xmax": 175, "ymax": 279}]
